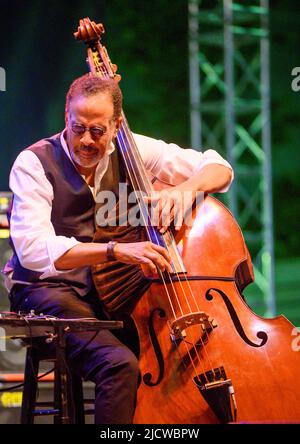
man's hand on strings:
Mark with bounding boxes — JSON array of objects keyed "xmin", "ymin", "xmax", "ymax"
[
  {"xmin": 144, "ymin": 185, "xmax": 199, "ymax": 234},
  {"xmin": 114, "ymin": 241, "xmax": 173, "ymax": 275}
]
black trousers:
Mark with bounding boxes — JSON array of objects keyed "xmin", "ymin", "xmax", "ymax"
[{"xmin": 9, "ymin": 283, "xmax": 139, "ymax": 424}]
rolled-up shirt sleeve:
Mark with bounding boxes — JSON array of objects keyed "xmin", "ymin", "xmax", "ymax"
[
  {"xmin": 133, "ymin": 133, "xmax": 233, "ymax": 192},
  {"xmin": 9, "ymin": 151, "xmax": 80, "ymax": 279}
]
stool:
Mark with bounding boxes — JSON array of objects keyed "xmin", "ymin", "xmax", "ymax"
[{"xmin": 21, "ymin": 344, "xmax": 92, "ymax": 424}]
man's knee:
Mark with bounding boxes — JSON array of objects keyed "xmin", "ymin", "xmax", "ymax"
[
  {"xmin": 119, "ymin": 347, "xmax": 139, "ymax": 374},
  {"xmin": 92, "ymin": 345, "xmax": 139, "ymax": 384},
  {"xmin": 107, "ymin": 346, "xmax": 139, "ymax": 377}
]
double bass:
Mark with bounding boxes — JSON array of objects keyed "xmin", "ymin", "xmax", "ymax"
[{"xmin": 74, "ymin": 18, "xmax": 300, "ymax": 423}]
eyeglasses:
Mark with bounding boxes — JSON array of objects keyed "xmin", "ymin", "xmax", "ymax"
[{"xmin": 70, "ymin": 123, "xmax": 107, "ymax": 140}]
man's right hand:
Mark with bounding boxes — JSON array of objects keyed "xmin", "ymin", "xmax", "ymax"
[{"xmin": 114, "ymin": 241, "xmax": 173, "ymax": 275}]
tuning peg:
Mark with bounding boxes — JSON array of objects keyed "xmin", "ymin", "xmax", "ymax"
[
  {"xmin": 74, "ymin": 18, "xmax": 105, "ymax": 42},
  {"xmin": 97, "ymin": 22, "xmax": 105, "ymax": 34}
]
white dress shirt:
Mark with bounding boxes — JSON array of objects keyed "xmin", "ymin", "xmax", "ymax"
[{"xmin": 7, "ymin": 131, "xmax": 233, "ymax": 283}]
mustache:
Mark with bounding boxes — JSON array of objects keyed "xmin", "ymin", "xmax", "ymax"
[{"xmin": 78, "ymin": 145, "xmax": 97, "ymax": 153}]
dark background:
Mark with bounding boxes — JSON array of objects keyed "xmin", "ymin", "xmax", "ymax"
[{"xmin": 0, "ymin": 0, "xmax": 299, "ymax": 314}]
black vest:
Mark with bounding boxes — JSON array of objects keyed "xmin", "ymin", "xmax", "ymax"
[
  {"xmin": 9, "ymin": 133, "xmax": 97, "ymax": 296},
  {"xmin": 9, "ymin": 133, "xmax": 151, "ymax": 309}
]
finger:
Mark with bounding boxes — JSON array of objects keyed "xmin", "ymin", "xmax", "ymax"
[
  {"xmin": 159, "ymin": 199, "xmax": 174, "ymax": 230},
  {"xmin": 140, "ymin": 257, "xmax": 158, "ymax": 275},
  {"xmin": 147, "ymin": 195, "xmax": 166, "ymax": 227},
  {"xmin": 159, "ymin": 205, "xmax": 175, "ymax": 234},
  {"xmin": 146, "ymin": 252, "xmax": 171, "ymax": 273},
  {"xmin": 150, "ymin": 200, "xmax": 161, "ymax": 227},
  {"xmin": 150, "ymin": 243, "xmax": 172, "ymax": 262},
  {"xmin": 143, "ymin": 193, "xmax": 160, "ymax": 205},
  {"xmin": 154, "ymin": 196, "xmax": 172, "ymax": 231},
  {"xmin": 174, "ymin": 207, "xmax": 184, "ymax": 231},
  {"xmin": 140, "ymin": 263, "xmax": 158, "ymax": 278},
  {"xmin": 148, "ymin": 246, "xmax": 173, "ymax": 273}
]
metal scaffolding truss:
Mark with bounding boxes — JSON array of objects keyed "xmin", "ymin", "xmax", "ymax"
[{"xmin": 188, "ymin": 0, "xmax": 275, "ymax": 316}]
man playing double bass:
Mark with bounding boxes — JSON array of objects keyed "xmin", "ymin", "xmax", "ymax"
[{"xmin": 5, "ymin": 74, "xmax": 233, "ymax": 423}]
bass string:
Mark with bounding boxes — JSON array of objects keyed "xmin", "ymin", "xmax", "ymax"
[
  {"xmin": 116, "ymin": 125, "xmax": 208, "ymax": 381},
  {"xmin": 111, "ymin": 83, "xmax": 217, "ymax": 382},
  {"xmin": 94, "ymin": 55, "xmax": 214, "ymax": 383},
  {"xmin": 93, "ymin": 56, "xmax": 213, "ymax": 382},
  {"xmin": 92, "ymin": 52, "xmax": 216, "ymax": 384},
  {"xmin": 117, "ymin": 123, "xmax": 214, "ymax": 383}
]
